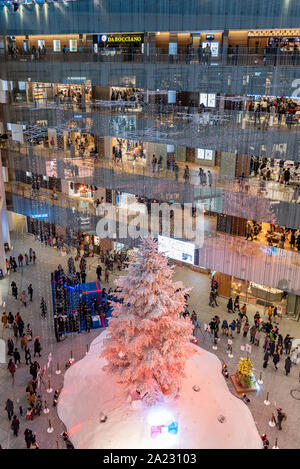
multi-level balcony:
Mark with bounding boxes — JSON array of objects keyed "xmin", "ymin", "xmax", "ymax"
[
  {"xmin": 5, "ymin": 101, "xmax": 300, "ymax": 161},
  {"xmin": 5, "ymin": 179, "xmax": 300, "ymax": 295},
  {"xmin": 2, "ymin": 139, "xmax": 300, "ymax": 228},
  {"xmin": 2, "ymin": 48, "xmax": 300, "ymax": 96}
]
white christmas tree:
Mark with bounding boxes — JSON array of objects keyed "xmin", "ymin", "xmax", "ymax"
[{"xmin": 101, "ymin": 236, "xmax": 194, "ymax": 405}]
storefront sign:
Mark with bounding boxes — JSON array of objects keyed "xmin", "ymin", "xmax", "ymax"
[
  {"xmin": 100, "ymin": 33, "xmax": 144, "ymax": 45},
  {"xmin": 31, "ymin": 213, "xmax": 48, "ymax": 219},
  {"xmin": 248, "ymin": 29, "xmax": 300, "ymax": 37}
]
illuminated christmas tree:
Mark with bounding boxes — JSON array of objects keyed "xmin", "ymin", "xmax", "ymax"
[{"xmin": 101, "ymin": 236, "xmax": 194, "ymax": 405}]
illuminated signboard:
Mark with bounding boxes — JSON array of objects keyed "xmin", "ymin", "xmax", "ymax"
[
  {"xmin": 248, "ymin": 29, "xmax": 300, "ymax": 37},
  {"xmin": 158, "ymin": 235, "xmax": 195, "ymax": 265},
  {"xmin": 100, "ymin": 33, "xmax": 144, "ymax": 46}
]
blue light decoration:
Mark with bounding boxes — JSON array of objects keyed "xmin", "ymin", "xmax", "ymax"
[{"xmin": 0, "ymin": 0, "xmax": 77, "ymax": 6}]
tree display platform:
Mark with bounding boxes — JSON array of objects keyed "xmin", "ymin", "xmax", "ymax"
[{"xmin": 230, "ymin": 374, "xmax": 257, "ymax": 394}]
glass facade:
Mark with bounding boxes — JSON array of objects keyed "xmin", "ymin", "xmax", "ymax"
[{"xmin": 1, "ymin": 2, "xmax": 300, "ymax": 314}]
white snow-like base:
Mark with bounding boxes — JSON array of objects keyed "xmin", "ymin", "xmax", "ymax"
[{"xmin": 57, "ymin": 332, "xmax": 262, "ymax": 449}]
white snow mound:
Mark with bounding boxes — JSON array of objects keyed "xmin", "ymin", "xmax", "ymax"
[{"xmin": 57, "ymin": 331, "xmax": 262, "ymax": 449}]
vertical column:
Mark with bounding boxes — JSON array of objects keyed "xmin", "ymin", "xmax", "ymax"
[{"xmin": 0, "ymin": 150, "xmax": 10, "ymax": 275}]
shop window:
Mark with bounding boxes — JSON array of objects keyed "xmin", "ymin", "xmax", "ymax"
[
  {"xmin": 53, "ymin": 40, "xmax": 61, "ymax": 52},
  {"xmin": 69, "ymin": 40, "xmax": 77, "ymax": 52}
]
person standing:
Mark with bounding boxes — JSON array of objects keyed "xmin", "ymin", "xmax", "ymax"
[
  {"xmin": 229, "ymin": 319, "xmax": 236, "ymax": 338},
  {"xmin": 81, "ymin": 271, "xmax": 86, "ymax": 284},
  {"xmin": 254, "ymin": 328, "xmax": 261, "ymax": 346},
  {"xmin": 5, "ymin": 398, "xmax": 14, "ymax": 421},
  {"xmin": 285, "ymin": 356, "xmax": 292, "ymax": 376},
  {"xmin": 249, "ymin": 325, "xmax": 257, "ymax": 344},
  {"xmin": 96, "ymin": 264, "xmax": 102, "ymax": 281},
  {"xmin": 24, "ymin": 346, "xmax": 31, "ymax": 365},
  {"xmin": 104, "ymin": 266, "xmax": 109, "ymax": 283},
  {"xmin": 40, "ymin": 298, "xmax": 47, "ymax": 318},
  {"xmin": 263, "ymin": 350, "xmax": 270, "ymax": 368},
  {"xmin": 24, "ymin": 428, "xmax": 33, "ymax": 449},
  {"xmin": 243, "ymin": 320, "xmax": 250, "ymax": 338},
  {"xmin": 11, "ymin": 415, "xmax": 20, "ymax": 437},
  {"xmin": 12, "ymin": 283, "xmax": 18, "ymax": 299},
  {"xmin": 32, "ymin": 251, "xmax": 36, "ymax": 264}
]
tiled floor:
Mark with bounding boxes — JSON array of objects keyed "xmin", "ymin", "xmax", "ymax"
[{"xmin": 1, "ymin": 233, "xmax": 300, "ymax": 449}]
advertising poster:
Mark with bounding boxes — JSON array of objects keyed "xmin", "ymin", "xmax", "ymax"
[{"xmin": 11, "ymin": 123, "xmax": 24, "ymax": 143}]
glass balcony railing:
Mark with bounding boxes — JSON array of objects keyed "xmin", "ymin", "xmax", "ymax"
[{"xmin": 2, "ymin": 47, "xmax": 300, "ymax": 67}]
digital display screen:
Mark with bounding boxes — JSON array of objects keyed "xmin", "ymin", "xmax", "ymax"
[{"xmin": 158, "ymin": 235, "xmax": 195, "ymax": 265}]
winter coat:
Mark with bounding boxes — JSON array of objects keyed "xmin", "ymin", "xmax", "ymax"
[
  {"xmin": 5, "ymin": 399, "xmax": 13, "ymax": 413},
  {"xmin": 34, "ymin": 340, "xmax": 41, "ymax": 353},
  {"xmin": 285, "ymin": 357, "xmax": 292, "ymax": 373},
  {"xmin": 273, "ymin": 353, "xmax": 280, "ymax": 365}
]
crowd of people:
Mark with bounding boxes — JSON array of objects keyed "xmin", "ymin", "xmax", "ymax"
[
  {"xmin": 246, "ymin": 96, "xmax": 300, "ymax": 129},
  {"xmin": 6, "ymin": 248, "xmax": 37, "ymax": 273}
]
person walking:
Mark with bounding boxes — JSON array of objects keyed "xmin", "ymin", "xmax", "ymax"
[
  {"xmin": 284, "ymin": 334, "xmax": 292, "ymax": 354},
  {"xmin": 13, "ymin": 322, "xmax": 18, "ymax": 340},
  {"xmin": 233, "ymin": 296, "xmax": 240, "ymax": 312},
  {"xmin": 183, "ymin": 165, "xmax": 190, "ymax": 183},
  {"xmin": 1, "ymin": 312, "xmax": 7, "ymax": 329},
  {"xmin": 7, "ymin": 359, "xmax": 16, "ymax": 382},
  {"xmin": 263, "ymin": 350, "xmax": 270, "ymax": 368},
  {"xmin": 21, "ymin": 334, "xmax": 27, "ymax": 350},
  {"xmin": 5, "ymin": 398, "xmax": 14, "ymax": 421},
  {"xmin": 273, "ymin": 351, "xmax": 280, "ymax": 371},
  {"xmin": 11, "ymin": 415, "xmax": 20, "ymax": 437},
  {"xmin": 20, "ymin": 290, "xmax": 27, "ymax": 307},
  {"xmin": 236, "ymin": 316, "xmax": 242, "ymax": 334},
  {"xmin": 24, "ymin": 428, "xmax": 33, "ymax": 449},
  {"xmin": 276, "ymin": 408, "xmax": 287, "ymax": 431},
  {"xmin": 40, "ymin": 298, "xmax": 47, "ymax": 318},
  {"xmin": 33, "ymin": 337, "xmax": 41, "ymax": 357},
  {"xmin": 28, "ymin": 284, "xmax": 33, "ymax": 302},
  {"xmin": 32, "ymin": 251, "xmax": 36, "ymax": 264},
  {"xmin": 227, "ymin": 297, "xmax": 233, "ymax": 313},
  {"xmin": 7, "ymin": 312, "xmax": 14, "ymax": 328},
  {"xmin": 7, "ymin": 338, "xmax": 14, "ymax": 356},
  {"xmin": 13, "ymin": 348, "xmax": 21, "ymax": 365},
  {"xmin": 285, "ymin": 356, "xmax": 292, "ymax": 376}
]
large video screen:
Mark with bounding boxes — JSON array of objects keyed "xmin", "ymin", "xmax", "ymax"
[{"xmin": 158, "ymin": 235, "xmax": 195, "ymax": 265}]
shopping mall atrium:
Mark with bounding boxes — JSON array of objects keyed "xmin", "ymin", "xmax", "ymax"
[{"xmin": 1, "ymin": 0, "xmax": 300, "ymax": 451}]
